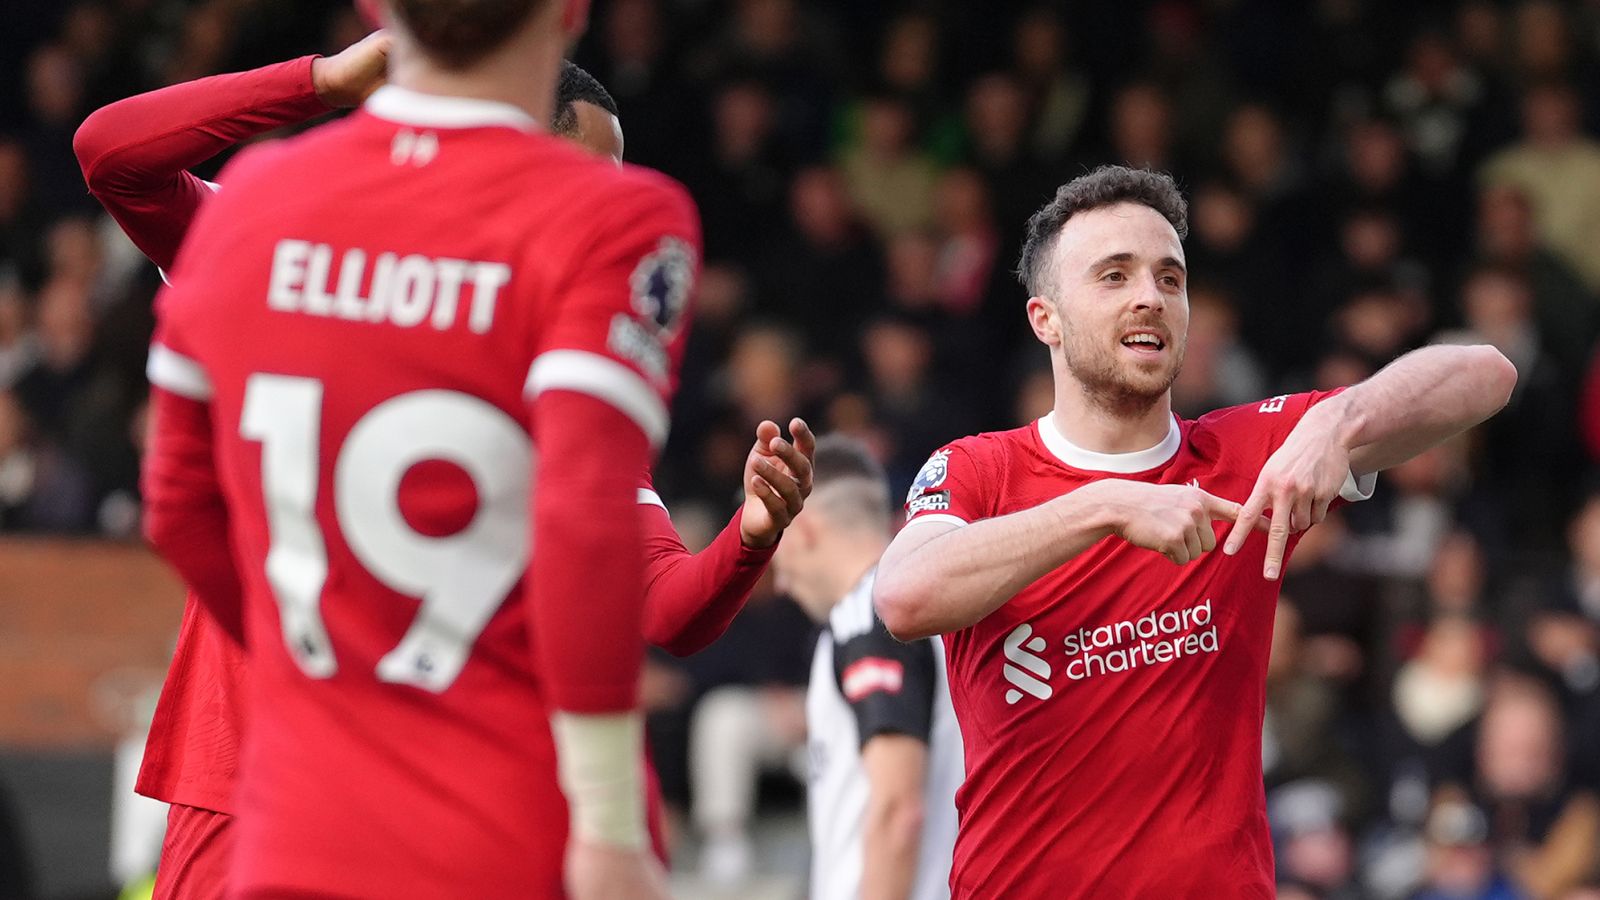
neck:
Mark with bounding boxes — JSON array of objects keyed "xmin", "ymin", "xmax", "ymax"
[
  {"xmin": 1050, "ymin": 364, "xmax": 1174, "ymax": 455},
  {"xmin": 820, "ymin": 541, "xmax": 887, "ymax": 614},
  {"xmin": 387, "ymin": 21, "xmax": 564, "ymax": 125}
]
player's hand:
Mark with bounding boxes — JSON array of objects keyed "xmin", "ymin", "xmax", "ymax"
[
  {"xmin": 1222, "ymin": 403, "xmax": 1354, "ymax": 580},
  {"xmin": 565, "ymin": 841, "xmax": 671, "ymax": 900},
  {"xmin": 739, "ymin": 417, "xmax": 816, "ymax": 549},
  {"xmin": 312, "ymin": 30, "xmax": 392, "ymax": 108},
  {"xmin": 1094, "ymin": 480, "xmax": 1243, "ymax": 566}
]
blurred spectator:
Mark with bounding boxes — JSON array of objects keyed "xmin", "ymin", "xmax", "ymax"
[
  {"xmin": 1270, "ymin": 780, "xmax": 1364, "ymax": 900},
  {"xmin": 1105, "ymin": 81, "xmax": 1178, "ymax": 174},
  {"xmin": 680, "ymin": 77, "xmax": 791, "ymax": 262},
  {"xmin": 1009, "ymin": 7, "xmax": 1090, "ymax": 162},
  {"xmin": 1476, "ymin": 675, "xmax": 1600, "ymax": 899},
  {"xmin": 1479, "ymin": 82, "xmax": 1600, "ymax": 291},
  {"xmin": 1413, "ymin": 792, "xmax": 1525, "ymax": 900},
  {"xmin": 1439, "ymin": 266, "xmax": 1581, "ymax": 553},
  {"xmin": 0, "ymin": 274, "xmax": 37, "ymax": 386},
  {"xmin": 1473, "ymin": 183, "xmax": 1598, "ymax": 385},
  {"xmin": 961, "ymin": 72, "xmax": 1051, "ymax": 262},
  {"xmin": 1266, "ymin": 601, "xmax": 1368, "ymax": 821},
  {"xmin": 1385, "ymin": 31, "xmax": 1493, "ymax": 181},
  {"xmin": 1169, "ymin": 284, "xmax": 1267, "ymax": 418},
  {"xmin": 22, "ymin": 43, "xmax": 95, "ymax": 218},
  {"xmin": 753, "ymin": 167, "xmax": 884, "ymax": 364},
  {"xmin": 839, "ymin": 92, "xmax": 939, "ymax": 238}
]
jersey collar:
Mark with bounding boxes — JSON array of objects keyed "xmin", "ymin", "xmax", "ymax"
[
  {"xmin": 364, "ymin": 85, "xmax": 539, "ymax": 132},
  {"xmin": 1036, "ymin": 411, "xmax": 1182, "ymax": 474}
]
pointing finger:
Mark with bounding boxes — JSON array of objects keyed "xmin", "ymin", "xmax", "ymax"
[
  {"xmin": 1225, "ymin": 484, "xmax": 1268, "ymax": 555},
  {"xmin": 1263, "ymin": 497, "xmax": 1291, "ymax": 581}
]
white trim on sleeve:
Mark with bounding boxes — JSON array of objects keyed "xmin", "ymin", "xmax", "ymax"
[
  {"xmin": 525, "ymin": 350, "xmax": 670, "ymax": 448},
  {"xmin": 1340, "ymin": 470, "xmax": 1377, "ymax": 503},
  {"xmin": 146, "ymin": 344, "xmax": 213, "ymax": 401},
  {"xmin": 903, "ymin": 513, "xmax": 968, "ymax": 530},
  {"xmin": 637, "ymin": 488, "xmax": 667, "ymax": 510}
]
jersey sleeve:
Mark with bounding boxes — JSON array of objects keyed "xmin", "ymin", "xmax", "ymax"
[
  {"xmin": 903, "ymin": 440, "xmax": 993, "ymax": 528},
  {"xmin": 73, "ymin": 56, "xmax": 329, "ymax": 271},
  {"xmin": 1242, "ymin": 390, "xmax": 1377, "ymax": 505},
  {"xmin": 522, "ymin": 176, "xmax": 702, "ymax": 714},
  {"xmin": 833, "ymin": 619, "xmax": 939, "ymax": 748},
  {"xmin": 523, "ymin": 176, "xmax": 700, "ymax": 451},
  {"xmin": 638, "ymin": 477, "xmax": 776, "ymax": 657}
]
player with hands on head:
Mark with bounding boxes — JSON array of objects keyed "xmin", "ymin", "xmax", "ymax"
[
  {"xmin": 133, "ymin": 0, "xmax": 725, "ymax": 895},
  {"xmin": 873, "ymin": 164, "xmax": 1516, "ymax": 897},
  {"xmin": 79, "ymin": 23, "xmax": 810, "ymax": 897}
]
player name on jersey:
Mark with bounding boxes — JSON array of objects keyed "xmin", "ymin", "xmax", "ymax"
[{"xmin": 268, "ymin": 239, "xmax": 511, "ymax": 333}]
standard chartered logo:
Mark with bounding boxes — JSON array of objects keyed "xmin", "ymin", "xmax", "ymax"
[
  {"xmin": 1003, "ymin": 623, "xmax": 1052, "ymax": 704},
  {"xmin": 1000, "ymin": 600, "xmax": 1223, "ymax": 703}
]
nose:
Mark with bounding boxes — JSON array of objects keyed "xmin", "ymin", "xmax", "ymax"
[{"xmin": 1132, "ymin": 272, "xmax": 1166, "ymax": 313}]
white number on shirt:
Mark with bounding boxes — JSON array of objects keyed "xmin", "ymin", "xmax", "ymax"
[{"xmin": 241, "ymin": 374, "xmax": 530, "ymax": 692}]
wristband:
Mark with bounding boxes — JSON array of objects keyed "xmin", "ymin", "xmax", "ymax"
[{"xmin": 550, "ymin": 711, "xmax": 647, "ymax": 849}]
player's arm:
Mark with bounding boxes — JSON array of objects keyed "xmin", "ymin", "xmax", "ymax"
[
  {"xmin": 73, "ymin": 32, "xmax": 389, "ymax": 269},
  {"xmin": 862, "ymin": 736, "xmax": 929, "ymax": 900},
  {"xmin": 641, "ymin": 418, "xmax": 814, "ymax": 656},
  {"xmin": 876, "ymin": 447, "xmax": 1242, "ymax": 640},
  {"xmin": 525, "ymin": 177, "xmax": 699, "ymax": 877},
  {"xmin": 142, "ymin": 355, "xmax": 244, "ymax": 642},
  {"xmin": 1223, "ymin": 344, "xmax": 1517, "ymax": 579},
  {"xmin": 835, "ymin": 624, "xmax": 939, "ymax": 898}
]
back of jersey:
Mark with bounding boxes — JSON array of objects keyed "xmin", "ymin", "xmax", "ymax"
[{"xmin": 147, "ymin": 86, "xmax": 698, "ymax": 897}]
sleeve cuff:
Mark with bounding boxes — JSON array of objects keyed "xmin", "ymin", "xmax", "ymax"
[
  {"xmin": 903, "ymin": 513, "xmax": 968, "ymax": 530},
  {"xmin": 147, "ymin": 344, "xmax": 213, "ymax": 400},
  {"xmin": 1340, "ymin": 469, "xmax": 1377, "ymax": 503}
]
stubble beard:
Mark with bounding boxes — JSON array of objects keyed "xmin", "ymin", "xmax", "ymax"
[{"xmin": 1061, "ymin": 333, "xmax": 1185, "ymax": 419}]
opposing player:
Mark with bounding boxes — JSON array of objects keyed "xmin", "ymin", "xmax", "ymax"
[
  {"xmin": 775, "ymin": 436, "xmax": 962, "ymax": 900},
  {"xmin": 78, "ymin": 29, "xmax": 808, "ymax": 899},
  {"xmin": 873, "ymin": 165, "xmax": 1517, "ymax": 897},
  {"xmin": 138, "ymin": 0, "xmax": 723, "ymax": 894}
]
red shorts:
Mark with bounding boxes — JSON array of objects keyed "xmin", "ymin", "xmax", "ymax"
[{"xmin": 153, "ymin": 803, "xmax": 234, "ymax": 900}]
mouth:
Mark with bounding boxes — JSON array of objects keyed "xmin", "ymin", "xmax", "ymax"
[{"xmin": 1119, "ymin": 330, "xmax": 1167, "ymax": 355}]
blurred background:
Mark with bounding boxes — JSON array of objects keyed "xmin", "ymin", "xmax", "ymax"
[{"xmin": 1, "ymin": 0, "xmax": 1599, "ymax": 897}]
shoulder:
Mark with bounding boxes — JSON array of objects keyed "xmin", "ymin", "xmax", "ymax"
[
  {"xmin": 581, "ymin": 163, "xmax": 698, "ymax": 234},
  {"xmin": 828, "ymin": 573, "xmax": 879, "ymax": 643}
]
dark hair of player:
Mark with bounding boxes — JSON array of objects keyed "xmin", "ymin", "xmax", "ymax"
[
  {"xmin": 811, "ymin": 435, "xmax": 891, "ymax": 529},
  {"xmin": 1016, "ymin": 165, "xmax": 1189, "ymax": 297},
  {"xmin": 550, "ymin": 61, "xmax": 621, "ymax": 139},
  {"xmin": 391, "ymin": 0, "xmax": 545, "ymax": 69}
]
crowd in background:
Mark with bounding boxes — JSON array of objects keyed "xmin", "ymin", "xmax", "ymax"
[{"xmin": 3, "ymin": 0, "xmax": 1600, "ymax": 896}]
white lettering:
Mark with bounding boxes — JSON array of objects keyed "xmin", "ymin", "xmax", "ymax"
[
  {"xmin": 468, "ymin": 262, "xmax": 511, "ymax": 334},
  {"xmin": 269, "ymin": 239, "xmax": 312, "ymax": 311},
  {"xmin": 265, "ymin": 241, "xmax": 509, "ymax": 333},
  {"xmin": 1057, "ymin": 599, "xmax": 1222, "ymax": 683}
]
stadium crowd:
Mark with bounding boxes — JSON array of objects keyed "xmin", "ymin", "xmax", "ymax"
[{"xmin": 2, "ymin": 0, "xmax": 1600, "ymax": 896}]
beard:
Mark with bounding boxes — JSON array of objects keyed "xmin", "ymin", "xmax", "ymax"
[{"xmin": 1060, "ymin": 326, "xmax": 1185, "ymax": 418}]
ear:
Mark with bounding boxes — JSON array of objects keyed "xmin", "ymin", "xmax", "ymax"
[{"xmin": 1026, "ymin": 296, "xmax": 1063, "ymax": 347}]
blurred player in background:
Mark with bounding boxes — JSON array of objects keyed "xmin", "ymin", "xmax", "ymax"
[
  {"xmin": 77, "ymin": 21, "xmax": 810, "ymax": 900},
  {"xmin": 874, "ymin": 165, "xmax": 1518, "ymax": 898},
  {"xmin": 775, "ymin": 435, "xmax": 961, "ymax": 900},
  {"xmin": 133, "ymin": 0, "xmax": 719, "ymax": 893}
]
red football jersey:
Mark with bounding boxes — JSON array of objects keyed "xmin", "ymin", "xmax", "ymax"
[
  {"xmin": 902, "ymin": 392, "xmax": 1374, "ymax": 899},
  {"xmin": 144, "ymin": 86, "xmax": 699, "ymax": 896}
]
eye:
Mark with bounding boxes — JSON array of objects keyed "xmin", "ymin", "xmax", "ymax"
[
  {"xmin": 1103, "ymin": 271, "xmax": 1125, "ymax": 283},
  {"xmin": 1161, "ymin": 275, "xmax": 1181, "ymax": 287}
]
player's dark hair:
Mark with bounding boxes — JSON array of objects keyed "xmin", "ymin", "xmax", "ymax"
[
  {"xmin": 814, "ymin": 435, "xmax": 887, "ymax": 491},
  {"xmin": 811, "ymin": 435, "xmax": 891, "ymax": 530},
  {"xmin": 1016, "ymin": 165, "xmax": 1189, "ymax": 297},
  {"xmin": 391, "ymin": 0, "xmax": 545, "ymax": 69},
  {"xmin": 551, "ymin": 61, "xmax": 620, "ymax": 139}
]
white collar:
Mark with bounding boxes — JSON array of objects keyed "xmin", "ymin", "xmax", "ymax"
[
  {"xmin": 364, "ymin": 85, "xmax": 538, "ymax": 131},
  {"xmin": 1036, "ymin": 411, "xmax": 1182, "ymax": 473}
]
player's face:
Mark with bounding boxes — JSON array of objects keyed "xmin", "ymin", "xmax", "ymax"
[
  {"xmin": 571, "ymin": 100, "xmax": 624, "ymax": 164},
  {"xmin": 1033, "ymin": 202, "xmax": 1188, "ymax": 416}
]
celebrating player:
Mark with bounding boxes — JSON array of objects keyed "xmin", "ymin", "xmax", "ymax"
[
  {"xmin": 132, "ymin": 0, "xmax": 749, "ymax": 895},
  {"xmin": 77, "ymin": 26, "xmax": 809, "ymax": 900},
  {"xmin": 873, "ymin": 165, "xmax": 1517, "ymax": 898},
  {"xmin": 775, "ymin": 435, "xmax": 962, "ymax": 900}
]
